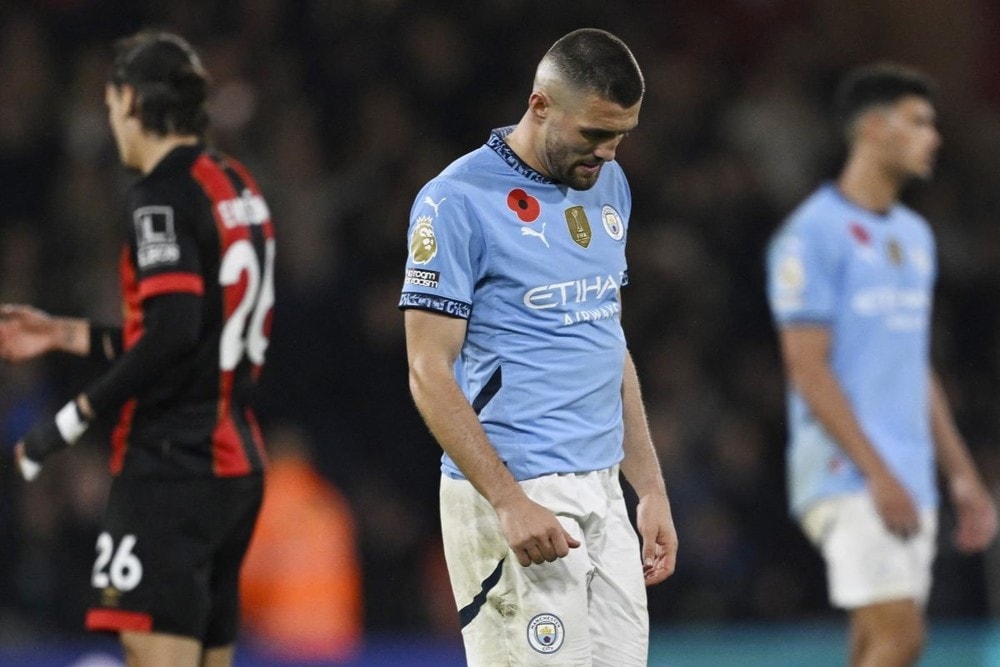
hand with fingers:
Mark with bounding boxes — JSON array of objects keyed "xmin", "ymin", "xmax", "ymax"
[
  {"xmin": 495, "ymin": 495, "xmax": 581, "ymax": 567},
  {"xmin": 949, "ymin": 475, "xmax": 998, "ymax": 553},
  {"xmin": 0, "ymin": 304, "xmax": 59, "ymax": 363},
  {"xmin": 870, "ymin": 470, "xmax": 920, "ymax": 540},
  {"xmin": 13, "ymin": 441, "xmax": 42, "ymax": 481},
  {"xmin": 636, "ymin": 492, "xmax": 678, "ymax": 586},
  {"xmin": 11, "ymin": 398, "xmax": 91, "ymax": 482}
]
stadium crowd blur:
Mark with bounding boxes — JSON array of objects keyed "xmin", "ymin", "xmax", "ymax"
[{"xmin": 4, "ymin": 0, "xmax": 1000, "ymax": 653}]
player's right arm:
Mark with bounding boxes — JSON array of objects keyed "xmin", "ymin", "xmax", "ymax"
[
  {"xmin": 404, "ymin": 308, "xmax": 580, "ymax": 566},
  {"xmin": 777, "ymin": 324, "xmax": 919, "ymax": 538}
]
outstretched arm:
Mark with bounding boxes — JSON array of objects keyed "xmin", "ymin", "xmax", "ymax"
[
  {"xmin": 619, "ymin": 349, "xmax": 677, "ymax": 586},
  {"xmin": 404, "ymin": 308, "xmax": 580, "ymax": 567},
  {"xmin": 0, "ymin": 304, "xmax": 91, "ymax": 360},
  {"xmin": 12, "ymin": 293, "xmax": 200, "ymax": 480},
  {"xmin": 0, "ymin": 304, "xmax": 123, "ymax": 364},
  {"xmin": 930, "ymin": 372, "xmax": 997, "ymax": 552},
  {"xmin": 1, "ymin": 303, "xmax": 98, "ymax": 480}
]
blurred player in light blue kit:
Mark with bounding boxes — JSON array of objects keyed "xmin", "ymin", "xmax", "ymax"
[
  {"xmin": 767, "ymin": 63, "xmax": 997, "ymax": 667},
  {"xmin": 400, "ymin": 28, "xmax": 677, "ymax": 666}
]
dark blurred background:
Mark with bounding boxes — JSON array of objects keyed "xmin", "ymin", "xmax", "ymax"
[{"xmin": 3, "ymin": 0, "xmax": 1000, "ymax": 658}]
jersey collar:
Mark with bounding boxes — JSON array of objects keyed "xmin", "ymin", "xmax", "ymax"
[
  {"xmin": 826, "ymin": 182, "xmax": 897, "ymax": 221},
  {"xmin": 486, "ymin": 126, "xmax": 556, "ymax": 185},
  {"xmin": 143, "ymin": 142, "xmax": 205, "ymax": 181}
]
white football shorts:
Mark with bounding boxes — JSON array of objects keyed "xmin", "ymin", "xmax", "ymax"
[
  {"xmin": 800, "ymin": 490, "xmax": 938, "ymax": 609},
  {"xmin": 440, "ymin": 466, "xmax": 648, "ymax": 666}
]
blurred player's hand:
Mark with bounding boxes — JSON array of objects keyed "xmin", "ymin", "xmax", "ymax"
[
  {"xmin": 949, "ymin": 475, "xmax": 998, "ymax": 553},
  {"xmin": 636, "ymin": 492, "xmax": 677, "ymax": 586},
  {"xmin": 0, "ymin": 304, "xmax": 57, "ymax": 362},
  {"xmin": 13, "ymin": 441, "xmax": 41, "ymax": 481},
  {"xmin": 495, "ymin": 495, "xmax": 580, "ymax": 567},
  {"xmin": 870, "ymin": 471, "xmax": 919, "ymax": 540}
]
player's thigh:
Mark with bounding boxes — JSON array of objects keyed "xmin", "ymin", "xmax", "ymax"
[
  {"xmin": 201, "ymin": 644, "xmax": 236, "ymax": 667},
  {"xmin": 87, "ymin": 476, "xmax": 212, "ymax": 638},
  {"xmin": 587, "ymin": 473, "xmax": 647, "ymax": 666},
  {"xmin": 851, "ymin": 598, "xmax": 925, "ymax": 641},
  {"xmin": 87, "ymin": 475, "xmax": 262, "ymax": 643},
  {"xmin": 850, "ymin": 597, "xmax": 926, "ymax": 664},
  {"xmin": 801, "ymin": 491, "xmax": 937, "ymax": 609},
  {"xmin": 440, "ymin": 474, "xmax": 593, "ymax": 665},
  {"xmin": 120, "ymin": 630, "xmax": 201, "ymax": 667},
  {"xmin": 202, "ymin": 475, "xmax": 264, "ymax": 648}
]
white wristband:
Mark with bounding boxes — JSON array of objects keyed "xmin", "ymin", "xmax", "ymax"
[
  {"xmin": 55, "ymin": 401, "xmax": 89, "ymax": 445},
  {"xmin": 18, "ymin": 455, "xmax": 42, "ymax": 481}
]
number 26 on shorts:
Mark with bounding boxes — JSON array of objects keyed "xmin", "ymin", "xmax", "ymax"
[{"xmin": 91, "ymin": 532, "xmax": 144, "ymax": 592}]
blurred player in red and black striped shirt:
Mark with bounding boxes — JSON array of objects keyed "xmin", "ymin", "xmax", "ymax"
[{"xmin": 0, "ymin": 29, "xmax": 274, "ymax": 667}]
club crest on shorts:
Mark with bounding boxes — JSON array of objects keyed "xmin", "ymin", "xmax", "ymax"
[{"xmin": 527, "ymin": 613, "xmax": 565, "ymax": 653}]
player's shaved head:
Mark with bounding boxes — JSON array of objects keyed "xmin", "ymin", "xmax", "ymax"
[{"xmin": 534, "ymin": 28, "xmax": 644, "ymax": 108}]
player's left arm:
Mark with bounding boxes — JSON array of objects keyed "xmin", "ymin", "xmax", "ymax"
[
  {"xmin": 14, "ymin": 292, "xmax": 201, "ymax": 480},
  {"xmin": 14, "ymin": 191, "xmax": 205, "ymax": 481},
  {"xmin": 619, "ymin": 347, "xmax": 678, "ymax": 586},
  {"xmin": 2, "ymin": 305, "xmax": 125, "ymax": 479},
  {"xmin": 930, "ymin": 370, "xmax": 998, "ymax": 552}
]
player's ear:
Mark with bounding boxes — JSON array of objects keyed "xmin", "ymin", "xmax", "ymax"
[
  {"xmin": 527, "ymin": 90, "xmax": 552, "ymax": 121},
  {"xmin": 857, "ymin": 107, "xmax": 891, "ymax": 145},
  {"xmin": 119, "ymin": 84, "xmax": 140, "ymax": 119}
]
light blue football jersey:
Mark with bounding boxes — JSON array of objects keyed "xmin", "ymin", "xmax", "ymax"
[
  {"xmin": 400, "ymin": 127, "xmax": 632, "ymax": 481},
  {"xmin": 766, "ymin": 183, "xmax": 939, "ymax": 516}
]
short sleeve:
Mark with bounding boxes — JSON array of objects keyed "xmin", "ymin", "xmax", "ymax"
[
  {"xmin": 399, "ymin": 182, "xmax": 482, "ymax": 319},
  {"xmin": 766, "ymin": 218, "xmax": 838, "ymax": 325}
]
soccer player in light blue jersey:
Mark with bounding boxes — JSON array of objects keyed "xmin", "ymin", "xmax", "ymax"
[
  {"xmin": 767, "ymin": 64, "xmax": 996, "ymax": 667},
  {"xmin": 401, "ymin": 29, "xmax": 677, "ymax": 666}
]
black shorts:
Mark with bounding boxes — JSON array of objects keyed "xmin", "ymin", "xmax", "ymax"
[{"xmin": 85, "ymin": 473, "xmax": 264, "ymax": 646}]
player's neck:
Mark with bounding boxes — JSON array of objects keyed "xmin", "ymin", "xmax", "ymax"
[
  {"xmin": 504, "ymin": 118, "xmax": 552, "ymax": 180},
  {"xmin": 135, "ymin": 133, "xmax": 201, "ymax": 175},
  {"xmin": 837, "ymin": 152, "xmax": 900, "ymax": 214}
]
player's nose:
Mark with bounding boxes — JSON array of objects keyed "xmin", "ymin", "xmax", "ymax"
[{"xmin": 594, "ymin": 135, "xmax": 625, "ymax": 163}]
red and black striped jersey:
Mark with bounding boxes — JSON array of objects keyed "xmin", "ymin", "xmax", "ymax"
[{"xmin": 98, "ymin": 144, "xmax": 274, "ymax": 478}]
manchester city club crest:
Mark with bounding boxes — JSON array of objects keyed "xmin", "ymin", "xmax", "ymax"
[
  {"xmin": 601, "ymin": 204, "xmax": 624, "ymax": 241},
  {"xmin": 527, "ymin": 613, "xmax": 565, "ymax": 653}
]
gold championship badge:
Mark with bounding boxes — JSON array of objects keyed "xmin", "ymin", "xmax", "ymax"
[
  {"xmin": 564, "ymin": 206, "xmax": 591, "ymax": 248},
  {"xmin": 886, "ymin": 238, "xmax": 904, "ymax": 266}
]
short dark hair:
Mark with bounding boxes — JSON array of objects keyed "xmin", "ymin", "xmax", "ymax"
[
  {"xmin": 835, "ymin": 63, "xmax": 935, "ymax": 138},
  {"xmin": 109, "ymin": 30, "xmax": 210, "ymax": 137},
  {"xmin": 542, "ymin": 28, "xmax": 644, "ymax": 107}
]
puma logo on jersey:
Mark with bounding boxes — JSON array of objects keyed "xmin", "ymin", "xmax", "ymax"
[
  {"xmin": 521, "ymin": 222, "xmax": 549, "ymax": 248},
  {"xmin": 423, "ymin": 196, "xmax": 446, "ymax": 217}
]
